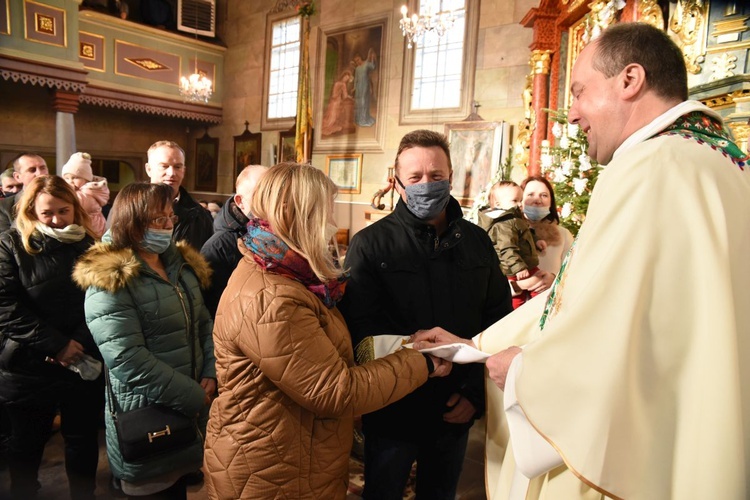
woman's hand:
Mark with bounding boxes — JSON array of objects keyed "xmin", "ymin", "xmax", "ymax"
[
  {"xmin": 427, "ymin": 354, "xmax": 452, "ymax": 378},
  {"xmin": 54, "ymin": 339, "xmax": 85, "ymax": 367},
  {"xmin": 200, "ymin": 378, "xmax": 217, "ymax": 405},
  {"xmin": 411, "ymin": 327, "xmax": 474, "ymax": 350}
]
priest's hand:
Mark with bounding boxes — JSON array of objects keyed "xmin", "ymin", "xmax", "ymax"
[
  {"xmin": 411, "ymin": 327, "xmax": 475, "ymax": 349},
  {"xmin": 487, "ymin": 346, "xmax": 522, "ymax": 391},
  {"xmin": 443, "ymin": 393, "xmax": 476, "ymax": 424}
]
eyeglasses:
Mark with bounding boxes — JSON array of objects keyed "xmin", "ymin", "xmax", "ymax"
[{"xmin": 151, "ymin": 215, "xmax": 179, "ymax": 228}]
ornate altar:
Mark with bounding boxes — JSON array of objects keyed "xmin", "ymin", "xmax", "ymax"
[{"xmin": 520, "ymin": 0, "xmax": 750, "ymax": 174}]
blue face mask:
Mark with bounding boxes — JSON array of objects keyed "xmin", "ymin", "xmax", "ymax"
[
  {"xmin": 523, "ymin": 206, "xmax": 550, "ymax": 221},
  {"xmin": 396, "ymin": 177, "xmax": 452, "ymax": 221},
  {"xmin": 140, "ymin": 228, "xmax": 173, "ymax": 254}
]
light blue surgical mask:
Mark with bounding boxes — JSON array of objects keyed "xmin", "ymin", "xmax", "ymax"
[
  {"xmin": 396, "ymin": 177, "xmax": 451, "ymax": 221},
  {"xmin": 140, "ymin": 228, "xmax": 173, "ymax": 254},
  {"xmin": 523, "ymin": 206, "xmax": 550, "ymax": 221}
]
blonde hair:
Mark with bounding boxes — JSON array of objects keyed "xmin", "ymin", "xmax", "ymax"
[
  {"xmin": 488, "ymin": 180, "xmax": 520, "ymax": 208},
  {"xmin": 250, "ymin": 162, "xmax": 341, "ymax": 281},
  {"xmin": 16, "ymin": 175, "xmax": 94, "ymax": 254}
]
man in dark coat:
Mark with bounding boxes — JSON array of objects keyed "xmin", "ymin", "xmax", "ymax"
[
  {"xmin": 339, "ymin": 129, "xmax": 513, "ymax": 499},
  {"xmin": 0, "ymin": 153, "xmax": 49, "ymax": 232},
  {"xmin": 200, "ymin": 165, "xmax": 267, "ymax": 316},
  {"xmin": 145, "ymin": 140, "xmax": 214, "ymax": 250}
]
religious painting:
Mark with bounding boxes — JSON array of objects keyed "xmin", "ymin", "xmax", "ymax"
[
  {"xmin": 326, "ymin": 154, "xmax": 362, "ymax": 194},
  {"xmin": 315, "ymin": 14, "xmax": 389, "ymax": 153},
  {"xmin": 195, "ymin": 131, "xmax": 218, "ymax": 193},
  {"xmin": 445, "ymin": 121, "xmax": 509, "ymax": 207},
  {"xmin": 233, "ymin": 122, "xmax": 262, "ymax": 178}
]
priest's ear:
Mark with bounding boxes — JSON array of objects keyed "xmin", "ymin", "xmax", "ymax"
[{"xmin": 619, "ymin": 63, "xmax": 647, "ymax": 99}]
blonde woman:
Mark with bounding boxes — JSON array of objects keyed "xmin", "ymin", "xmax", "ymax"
[
  {"xmin": 0, "ymin": 175, "xmax": 101, "ymax": 499},
  {"xmin": 203, "ymin": 163, "xmax": 450, "ymax": 499}
]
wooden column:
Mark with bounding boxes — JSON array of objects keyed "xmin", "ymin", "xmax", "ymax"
[
  {"xmin": 520, "ymin": 3, "xmax": 560, "ymax": 176},
  {"xmin": 52, "ymin": 90, "xmax": 81, "ymax": 172}
]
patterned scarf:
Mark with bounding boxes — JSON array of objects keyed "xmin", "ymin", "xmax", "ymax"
[
  {"xmin": 656, "ymin": 111, "xmax": 748, "ymax": 169},
  {"xmin": 243, "ymin": 218, "xmax": 347, "ymax": 308}
]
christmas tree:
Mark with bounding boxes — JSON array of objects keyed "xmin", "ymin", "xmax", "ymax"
[{"xmin": 542, "ymin": 109, "xmax": 602, "ymax": 235}]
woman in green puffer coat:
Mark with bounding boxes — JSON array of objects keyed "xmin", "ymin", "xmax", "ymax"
[{"xmin": 73, "ymin": 182, "xmax": 216, "ymax": 499}]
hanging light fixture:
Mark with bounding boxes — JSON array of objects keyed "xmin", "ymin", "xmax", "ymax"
[
  {"xmin": 399, "ymin": 3, "xmax": 456, "ymax": 49},
  {"xmin": 179, "ymin": 1, "xmax": 213, "ymax": 103},
  {"xmin": 179, "ymin": 55, "xmax": 213, "ymax": 103}
]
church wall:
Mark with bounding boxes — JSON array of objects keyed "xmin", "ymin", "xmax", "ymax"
[{"xmin": 0, "ymin": 0, "xmax": 537, "ymax": 235}]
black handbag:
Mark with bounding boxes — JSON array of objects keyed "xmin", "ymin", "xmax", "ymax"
[
  {"xmin": 106, "ymin": 278, "xmax": 200, "ymax": 462},
  {"xmin": 110, "ymin": 400, "xmax": 197, "ymax": 462}
]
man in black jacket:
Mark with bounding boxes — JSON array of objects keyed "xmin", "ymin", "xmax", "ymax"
[
  {"xmin": 200, "ymin": 164, "xmax": 267, "ymax": 316},
  {"xmin": 0, "ymin": 153, "xmax": 49, "ymax": 233},
  {"xmin": 145, "ymin": 140, "xmax": 213, "ymax": 250},
  {"xmin": 339, "ymin": 129, "xmax": 512, "ymax": 499}
]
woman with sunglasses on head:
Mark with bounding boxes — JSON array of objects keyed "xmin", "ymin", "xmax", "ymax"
[
  {"xmin": 73, "ymin": 182, "xmax": 216, "ymax": 499},
  {"xmin": 0, "ymin": 175, "xmax": 102, "ymax": 499}
]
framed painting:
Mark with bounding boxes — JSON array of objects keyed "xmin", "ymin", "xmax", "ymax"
[
  {"xmin": 194, "ymin": 131, "xmax": 218, "ymax": 192},
  {"xmin": 326, "ymin": 154, "xmax": 362, "ymax": 194},
  {"xmin": 315, "ymin": 14, "xmax": 389, "ymax": 153},
  {"xmin": 233, "ymin": 122, "xmax": 262, "ymax": 178},
  {"xmin": 278, "ymin": 127, "xmax": 297, "ymax": 163},
  {"xmin": 445, "ymin": 121, "xmax": 510, "ymax": 207}
]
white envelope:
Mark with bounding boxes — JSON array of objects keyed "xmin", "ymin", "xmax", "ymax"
[{"xmin": 406, "ymin": 342, "xmax": 491, "ymax": 364}]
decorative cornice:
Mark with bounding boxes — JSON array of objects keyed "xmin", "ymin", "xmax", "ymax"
[
  {"xmin": 0, "ymin": 55, "xmax": 87, "ymax": 92},
  {"xmin": 700, "ymin": 89, "xmax": 750, "ymax": 110},
  {"xmin": 80, "ymin": 85, "xmax": 222, "ymax": 124}
]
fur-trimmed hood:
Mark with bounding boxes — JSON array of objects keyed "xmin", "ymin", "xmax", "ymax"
[{"xmin": 73, "ymin": 240, "xmax": 212, "ymax": 293}]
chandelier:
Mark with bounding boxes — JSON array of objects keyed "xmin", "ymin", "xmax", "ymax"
[
  {"xmin": 399, "ymin": 4, "xmax": 456, "ymax": 49},
  {"xmin": 180, "ymin": 56, "xmax": 213, "ymax": 103}
]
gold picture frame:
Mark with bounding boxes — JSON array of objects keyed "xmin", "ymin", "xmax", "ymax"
[{"xmin": 325, "ymin": 154, "xmax": 362, "ymax": 194}]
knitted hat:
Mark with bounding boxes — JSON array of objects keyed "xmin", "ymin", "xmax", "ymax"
[{"xmin": 62, "ymin": 152, "xmax": 93, "ymax": 182}]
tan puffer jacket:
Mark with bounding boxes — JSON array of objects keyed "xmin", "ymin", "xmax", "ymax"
[{"xmin": 204, "ymin": 253, "xmax": 430, "ymax": 499}]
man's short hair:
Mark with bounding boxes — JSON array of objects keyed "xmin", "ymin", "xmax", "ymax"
[
  {"xmin": 1, "ymin": 168, "xmax": 15, "ymax": 182},
  {"xmin": 395, "ymin": 129, "xmax": 452, "ymax": 172},
  {"xmin": 11, "ymin": 153, "xmax": 44, "ymax": 172},
  {"xmin": 593, "ymin": 22, "xmax": 688, "ymax": 102},
  {"xmin": 147, "ymin": 140, "xmax": 185, "ymax": 158}
]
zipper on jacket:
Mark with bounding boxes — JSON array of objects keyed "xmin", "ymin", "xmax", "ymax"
[{"xmin": 173, "ymin": 284, "xmax": 197, "ymax": 380}]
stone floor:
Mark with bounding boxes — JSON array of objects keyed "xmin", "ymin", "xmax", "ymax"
[{"xmin": 0, "ymin": 419, "xmax": 487, "ymax": 499}]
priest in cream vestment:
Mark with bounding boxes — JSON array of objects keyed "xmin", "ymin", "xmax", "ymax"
[{"xmin": 415, "ymin": 23, "xmax": 750, "ymax": 500}]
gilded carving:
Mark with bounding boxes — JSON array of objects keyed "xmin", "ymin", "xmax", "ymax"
[
  {"xmin": 668, "ymin": 0, "xmax": 708, "ymax": 74},
  {"xmin": 531, "ymin": 50, "xmax": 552, "ymax": 75},
  {"xmin": 514, "ymin": 73, "xmax": 534, "ymax": 172},
  {"xmin": 35, "ymin": 13, "xmax": 54, "ymax": 35},
  {"xmin": 700, "ymin": 90, "xmax": 750, "ymax": 109},
  {"xmin": 583, "ymin": 0, "xmax": 625, "ymax": 43},
  {"xmin": 638, "ymin": 0, "xmax": 664, "ymax": 29},
  {"xmin": 80, "ymin": 42, "xmax": 95, "ymax": 60},
  {"xmin": 710, "ymin": 52, "xmax": 737, "ymax": 81},
  {"xmin": 727, "ymin": 123, "xmax": 749, "ymax": 155},
  {"xmin": 125, "ymin": 58, "xmax": 169, "ymax": 71}
]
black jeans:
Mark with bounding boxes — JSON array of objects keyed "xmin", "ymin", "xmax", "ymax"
[
  {"xmin": 362, "ymin": 429, "xmax": 470, "ymax": 500},
  {"xmin": 5, "ymin": 375, "xmax": 104, "ymax": 499}
]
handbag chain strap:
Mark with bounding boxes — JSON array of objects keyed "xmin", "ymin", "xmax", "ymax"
[{"xmin": 104, "ymin": 273, "xmax": 198, "ymax": 419}]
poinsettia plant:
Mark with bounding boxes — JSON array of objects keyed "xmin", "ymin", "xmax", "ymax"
[{"xmin": 296, "ymin": 1, "xmax": 316, "ymax": 17}]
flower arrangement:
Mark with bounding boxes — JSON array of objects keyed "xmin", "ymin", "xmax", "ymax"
[
  {"xmin": 296, "ymin": 1, "xmax": 316, "ymax": 17},
  {"xmin": 542, "ymin": 108, "xmax": 602, "ymax": 235}
]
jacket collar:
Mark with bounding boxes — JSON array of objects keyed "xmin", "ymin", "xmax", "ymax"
[
  {"xmin": 72, "ymin": 240, "xmax": 212, "ymax": 293},
  {"xmin": 393, "ymin": 196, "xmax": 465, "ymax": 252}
]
